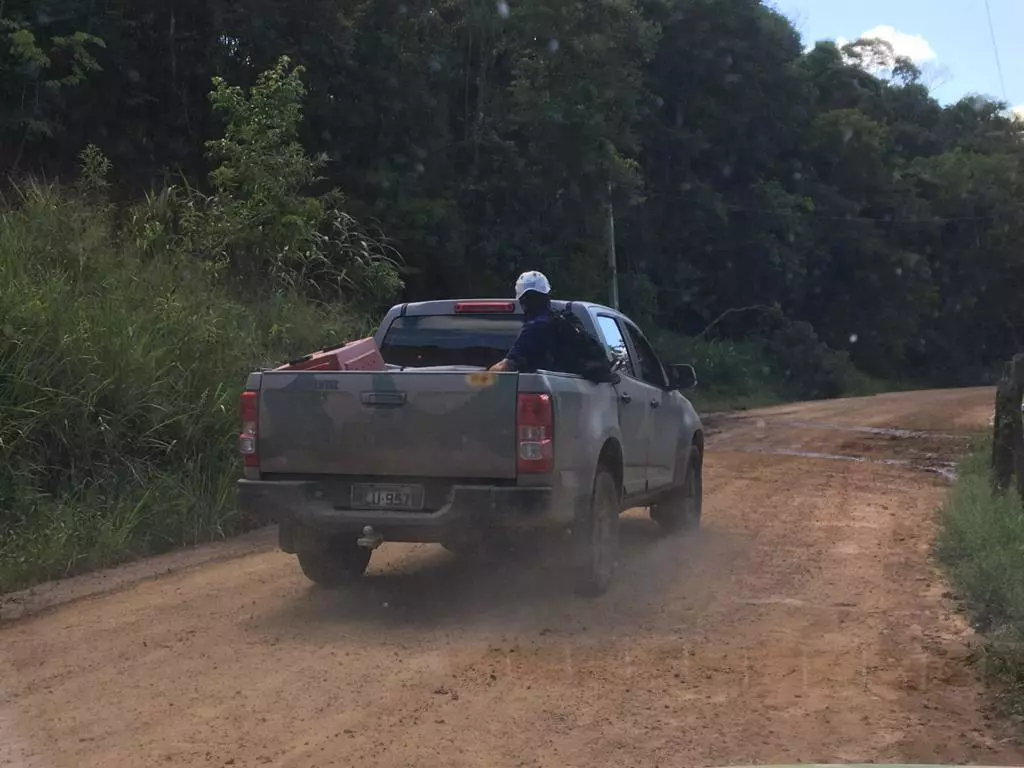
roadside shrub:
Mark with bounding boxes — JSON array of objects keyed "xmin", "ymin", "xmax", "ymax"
[
  {"xmin": 764, "ymin": 319, "xmax": 859, "ymax": 401},
  {"xmin": 0, "ymin": 181, "xmax": 371, "ymax": 592},
  {"xmin": 128, "ymin": 56, "xmax": 403, "ymax": 312},
  {"xmin": 652, "ymin": 314, "xmax": 878, "ymax": 410},
  {"xmin": 651, "ymin": 330, "xmax": 779, "ymax": 411},
  {"xmin": 0, "ymin": 58, "xmax": 402, "ymax": 591},
  {"xmin": 938, "ymin": 443, "xmax": 1024, "ymax": 631},
  {"xmin": 937, "ymin": 440, "xmax": 1024, "ymax": 715}
]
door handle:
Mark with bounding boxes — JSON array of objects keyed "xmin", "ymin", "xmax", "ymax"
[
  {"xmin": 619, "ymin": 392, "xmax": 632, "ymax": 404},
  {"xmin": 650, "ymin": 399, "xmax": 661, "ymax": 408}
]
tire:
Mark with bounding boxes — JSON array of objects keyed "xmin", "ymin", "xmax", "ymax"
[
  {"xmin": 650, "ymin": 447, "xmax": 703, "ymax": 534},
  {"xmin": 572, "ymin": 467, "xmax": 621, "ymax": 598},
  {"xmin": 295, "ymin": 531, "xmax": 372, "ymax": 587}
]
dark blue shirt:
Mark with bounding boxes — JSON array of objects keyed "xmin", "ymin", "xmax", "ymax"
[{"xmin": 505, "ymin": 311, "xmax": 558, "ymax": 373}]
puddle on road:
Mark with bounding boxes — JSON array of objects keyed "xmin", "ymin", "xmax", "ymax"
[
  {"xmin": 709, "ymin": 414, "xmax": 969, "ymax": 441},
  {"xmin": 720, "ymin": 445, "xmax": 958, "ymax": 482},
  {"xmin": 706, "ymin": 415, "xmax": 964, "ymax": 482},
  {"xmin": 772, "ymin": 420, "xmax": 970, "ymax": 441}
]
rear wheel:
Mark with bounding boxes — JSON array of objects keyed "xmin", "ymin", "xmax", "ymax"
[
  {"xmin": 572, "ymin": 467, "xmax": 621, "ymax": 597},
  {"xmin": 295, "ymin": 531, "xmax": 372, "ymax": 587},
  {"xmin": 650, "ymin": 447, "xmax": 702, "ymax": 534}
]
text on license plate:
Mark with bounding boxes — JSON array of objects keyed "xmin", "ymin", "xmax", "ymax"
[{"xmin": 351, "ymin": 484, "xmax": 424, "ymax": 510}]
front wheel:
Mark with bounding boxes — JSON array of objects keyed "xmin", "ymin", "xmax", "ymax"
[
  {"xmin": 650, "ymin": 448, "xmax": 702, "ymax": 534},
  {"xmin": 572, "ymin": 467, "xmax": 621, "ymax": 597},
  {"xmin": 295, "ymin": 531, "xmax": 372, "ymax": 587}
]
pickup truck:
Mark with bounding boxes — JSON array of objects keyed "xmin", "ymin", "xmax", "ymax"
[{"xmin": 237, "ymin": 299, "xmax": 704, "ymax": 597}]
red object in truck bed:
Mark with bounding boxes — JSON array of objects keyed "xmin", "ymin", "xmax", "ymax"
[{"xmin": 275, "ymin": 337, "xmax": 386, "ymax": 372}]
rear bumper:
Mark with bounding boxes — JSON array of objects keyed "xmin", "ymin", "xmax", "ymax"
[{"xmin": 238, "ymin": 479, "xmax": 572, "ymax": 543}]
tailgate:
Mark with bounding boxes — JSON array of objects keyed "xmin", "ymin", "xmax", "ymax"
[{"xmin": 257, "ymin": 370, "xmax": 518, "ymax": 478}]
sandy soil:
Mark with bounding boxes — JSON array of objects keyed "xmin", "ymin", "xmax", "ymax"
[{"xmin": 2, "ymin": 387, "xmax": 1021, "ymax": 768}]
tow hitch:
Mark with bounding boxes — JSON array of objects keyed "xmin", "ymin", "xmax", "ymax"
[{"xmin": 357, "ymin": 525, "xmax": 384, "ymax": 550}]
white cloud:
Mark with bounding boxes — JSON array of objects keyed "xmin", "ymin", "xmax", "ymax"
[
  {"xmin": 1013, "ymin": 105, "xmax": 1024, "ymax": 122},
  {"xmin": 860, "ymin": 25, "xmax": 937, "ymax": 63},
  {"xmin": 836, "ymin": 24, "xmax": 938, "ymax": 68}
]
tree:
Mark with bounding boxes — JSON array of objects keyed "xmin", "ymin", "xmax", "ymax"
[
  {"xmin": 4, "ymin": 0, "xmax": 1024, "ymax": 385},
  {"xmin": 0, "ymin": 3, "xmax": 104, "ymax": 173}
]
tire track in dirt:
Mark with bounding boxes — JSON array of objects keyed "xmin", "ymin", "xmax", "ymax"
[{"xmin": 1, "ymin": 387, "xmax": 1020, "ymax": 768}]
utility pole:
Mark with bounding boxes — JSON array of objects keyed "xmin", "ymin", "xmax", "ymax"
[{"xmin": 606, "ymin": 182, "xmax": 619, "ymax": 309}]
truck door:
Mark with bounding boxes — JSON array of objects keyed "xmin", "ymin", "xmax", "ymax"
[
  {"xmin": 593, "ymin": 314, "xmax": 650, "ymax": 497},
  {"xmin": 621, "ymin": 321, "xmax": 681, "ymax": 491}
]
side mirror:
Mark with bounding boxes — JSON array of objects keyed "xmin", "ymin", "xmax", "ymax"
[{"xmin": 669, "ymin": 364, "xmax": 697, "ymax": 391}]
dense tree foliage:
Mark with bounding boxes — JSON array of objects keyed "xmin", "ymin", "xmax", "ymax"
[{"xmin": 3, "ymin": 0, "xmax": 1023, "ymax": 382}]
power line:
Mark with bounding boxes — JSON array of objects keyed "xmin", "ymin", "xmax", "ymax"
[{"xmin": 983, "ymin": 0, "xmax": 1009, "ymax": 102}]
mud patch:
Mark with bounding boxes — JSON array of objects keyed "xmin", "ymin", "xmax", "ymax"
[
  {"xmin": 724, "ymin": 445, "xmax": 958, "ymax": 482},
  {"xmin": 707, "ymin": 411, "xmax": 968, "ymax": 483},
  {"xmin": 775, "ymin": 420, "xmax": 970, "ymax": 441}
]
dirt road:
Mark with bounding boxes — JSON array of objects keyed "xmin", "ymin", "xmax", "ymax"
[{"xmin": 3, "ymin": 387, "xmax": 1021, "ymax": 768}]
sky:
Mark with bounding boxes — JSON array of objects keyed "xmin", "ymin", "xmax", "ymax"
[{"xmin": 769, "ymin": 0, "xmax": 1024, "ymax": 117}]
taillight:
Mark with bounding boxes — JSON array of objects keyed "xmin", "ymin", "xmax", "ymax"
[
  {"xmin": 239, "ymin": 391, "xmax": 259, "ymax": 468},
  {"xmin": 517, "ymin": 393, "xmax": 553, "ymax": 474}
]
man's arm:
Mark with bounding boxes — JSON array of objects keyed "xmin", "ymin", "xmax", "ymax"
[{"xmin": 489, "ymin": 320, "xmax": 543, "ymax": 372}]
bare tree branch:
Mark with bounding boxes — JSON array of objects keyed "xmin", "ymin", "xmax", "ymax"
[{"xmin": 696, "ymin": 304, "xmax": 775, "ymax": 340}]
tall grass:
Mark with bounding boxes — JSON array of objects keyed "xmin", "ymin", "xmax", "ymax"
[
  {"xmin": 0, "ymin": 183, "xmax": 370, "ymax": 591},
  {"xmin": 937, "ymin": 439, "xmax": 1024, "ymax": 715}
]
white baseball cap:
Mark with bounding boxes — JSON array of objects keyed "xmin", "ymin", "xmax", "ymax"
[{"xmin": 514, "ymin": 270, "xmax": 552, "ymax": 300}]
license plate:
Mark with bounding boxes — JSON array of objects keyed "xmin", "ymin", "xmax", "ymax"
[{"xmin": 350, "ymin": 484, "xmax": 424, "ymax": 510}]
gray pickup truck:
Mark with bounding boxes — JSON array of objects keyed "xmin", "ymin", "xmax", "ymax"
[{"xmin": 237, "ymin": 299, "xmax": 704, "ymax": 597}]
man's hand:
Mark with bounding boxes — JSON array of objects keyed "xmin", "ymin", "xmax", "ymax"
[{"xmin": 489, "ymin": 359, "xmax": 511, "ymax": 372}]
